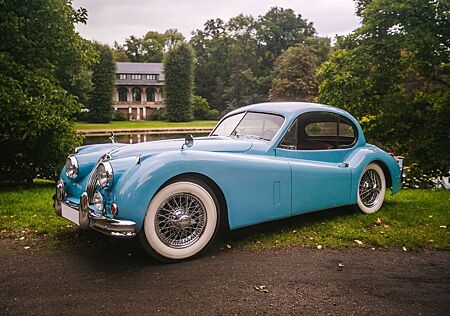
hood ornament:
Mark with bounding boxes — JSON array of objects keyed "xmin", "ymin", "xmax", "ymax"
[
  {"xmin": 109, "ymin": 132, "xmax": 115, "ymax": 144},
  {"xmin": 181, "ymin": 134, "xmax": 194, "ymax": 151}
]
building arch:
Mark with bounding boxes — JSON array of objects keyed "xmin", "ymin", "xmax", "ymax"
[
  {"xmin": 118, "ymin": 87, "xmax": 128, "ymax": 102},
  {"xmin": 132, "ymin": 87, "xmax": 142, "ymax": 102},
  {"xmin": 146, "ymin": 87, "xmax": 156, "ymax": 102}
]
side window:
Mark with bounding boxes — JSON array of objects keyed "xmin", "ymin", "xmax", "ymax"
[
  {"xmin": 298, "ymin": 112, "xmax": 338, "ymax": 150},
  {"xmin": 278, "ymin": 112, "xmax": 357, "ymax": 151}
]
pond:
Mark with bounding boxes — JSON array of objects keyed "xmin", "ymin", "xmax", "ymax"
[{"xmin": 83, "ymin": 132, "xmax": 209, "ymax": 145}]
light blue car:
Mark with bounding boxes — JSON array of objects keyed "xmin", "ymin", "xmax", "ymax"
[{"xmin": 54, "ymin": 102, "xmax": 402, "ymax": 262}]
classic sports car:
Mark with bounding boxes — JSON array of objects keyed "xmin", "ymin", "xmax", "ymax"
[{"xmin": 54, "ymin": 102, "xmax": 402, "ymax": 262}]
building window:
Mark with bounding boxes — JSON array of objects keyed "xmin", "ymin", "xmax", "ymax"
[
  {"xmin": 118, "ymin": 87, "xmax": 128, "ymax": 102},
  {"xmin": 116, "ymin": 74, "xmax": 127, "ymax": 80},
  {"xmin": 131, "ymin": 74, "xmax": 142, "ymax": 80},
  {"xmin": 146, "ymin": 74, "xmax": 158, "ymax": 80},
  {"xmin": 132, "ymin": 87, "xmax": 142, "ymax": 102},
  {"xmin": 146, "ymin": 88, "xmax": 155, "ymax": 102}
]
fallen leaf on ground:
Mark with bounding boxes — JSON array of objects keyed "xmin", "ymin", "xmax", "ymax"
[
  {"xmin": 402, "ymin": 246, "xmax": 407, "ymax": 252},
  {"xmin": 317, "ymin": 245, "xmax": 323, "ymax": 250},
  {"xmin": 226, "ymin": 244, "xmax": 232, "ymax": 249},
  {"xmin": 375, "ymin": 218, "xmax": 382, "ymax": 225},
  {"xmin": 354, "ymin": 239, "xmax": 363, "ymax": 245},
  {"xmin": 338, "ymin": 263, "xmax": 344, "ymax": 267},
  {"xmin": 24, "ymin": 246, "xmax": 30, "ymax": 250},
  {"xmin": 19, "ymin": 236, "xmax": 25, "ymax": 240},
  {"xmin": 254, "ymin": 285, "xmax": 269, "ymax": 293}
]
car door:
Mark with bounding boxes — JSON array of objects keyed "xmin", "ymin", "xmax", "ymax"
[{"xmin": 275, "ymin": 111, "xmax": 356, "ymax": 215}]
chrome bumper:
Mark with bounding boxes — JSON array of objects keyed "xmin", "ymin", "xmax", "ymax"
[{"xmin": 54, "ymin": 180, "xmax": 136, "ymax": 238}]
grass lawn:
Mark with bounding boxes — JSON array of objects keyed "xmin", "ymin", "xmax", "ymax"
[
  {"xmin": 75, "ymin": 120, "xmax": 218, "ymax": 130},
  {"xmin": 0, "ymin": 184, "xmax": 448, "ymax": 250}
]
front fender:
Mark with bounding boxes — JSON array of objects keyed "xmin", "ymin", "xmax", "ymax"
[{"xmin": 112, "ymin": 150, "xmax": 291, "ymax": 232}]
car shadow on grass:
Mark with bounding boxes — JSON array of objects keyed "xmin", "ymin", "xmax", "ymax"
[
  {"xmin": 220, "ymin": 205, "xmax": 358, "ymax": 244},
  {"xmin": 51, "ymin": 205, "xmax": 359, "ymax": 267}
]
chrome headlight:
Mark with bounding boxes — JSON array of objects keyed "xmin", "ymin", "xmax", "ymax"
[
  {"xmin": 92, "ymin": 191, "xmax": 104, "ymax": 212},
  {"xmin": 97, "ymin": 162, "xmax": 113, "ymax": 188},
  {"xmin": 65, "ymin": 155, "xmax": 78, "ymax": 179}
]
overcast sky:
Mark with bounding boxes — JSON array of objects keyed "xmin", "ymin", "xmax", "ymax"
[{"xmin": 72, "ymin": 0, "xmax": 361, "ymax": 45}]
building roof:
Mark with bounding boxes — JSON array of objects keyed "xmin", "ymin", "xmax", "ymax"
[{"xmin": 116, "ymin": 62, "xmax": 163, "ymax": 75}]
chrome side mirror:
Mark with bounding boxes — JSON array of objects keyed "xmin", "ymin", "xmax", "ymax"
[{"xmin": 181, "ymin": 134, "xmax": 194, "ymax": 151}]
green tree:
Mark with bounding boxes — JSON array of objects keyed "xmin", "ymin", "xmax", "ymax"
[
  {"xmin": 269, "ymin": 44, "xmax": 319, "ymax": 102},
  {"xmin": 117, "ymin": 29, "xmax": 185, "ymax": 63},
  {"xmin": 317, "ymin": 0, "xmax": 450, "ymax": 179},
  {"xmin": 190, "ymin": 8, "xmax": 317, "ymax": 111},
  {"xmin": 88, "ymin": 43, "xmax": 116, "ymax": 123},
  {"xmin": 164, "ymin": 43, "xmax": 195, "ymax": 122},
  {"xmin": 0, "ymin": 0, "xmax": 93, "ymax": 182}
]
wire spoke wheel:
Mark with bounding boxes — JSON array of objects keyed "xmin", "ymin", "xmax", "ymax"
[
  {"xmin": 357, "ymin": 163, "xmax": 386, "ymax": 214},
  {"xmin": 156, "ymin": 193, "xmax": 207, "ymax": 248},
  {"xmin": 140, "ymin": 179, "xmax": 219, "ymax": 262},
  {"xmin": 359, "ymin": 169, "xmax": 382, "ymax": 207}
]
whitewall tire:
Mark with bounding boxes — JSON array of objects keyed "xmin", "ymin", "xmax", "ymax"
[
  {"xmin": 139, "ymin": 179, "xmax": 219, "ymax": 262},
  {"xmin": 357, "ymin": 163, "xmax": 386, "ymax": 214}
]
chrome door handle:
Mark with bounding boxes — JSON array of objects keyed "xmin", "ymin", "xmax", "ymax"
[{"xmin": 338, "ymin": 162, "xmax": 349, "ymax": 168}]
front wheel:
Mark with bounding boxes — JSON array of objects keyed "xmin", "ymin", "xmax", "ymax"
[
  {"xmin": 356, "ymin": 163, "xmax": 386, "ymax": 214},
  {"xmin": 139, "ymin": 179, "xmax": 219, "ymax": 262}
]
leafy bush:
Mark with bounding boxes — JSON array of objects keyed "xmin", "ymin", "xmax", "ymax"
[
  {"xmin": 0, "ymin": 56, "xmax": 81, "ymax": 182},
  {"xmin": 146, "ymin": 108, "xmax": 167, "ymax": 121},
  {"xmin": 112, "ymin": 111, "xmax": 127, "ymax": 121}
]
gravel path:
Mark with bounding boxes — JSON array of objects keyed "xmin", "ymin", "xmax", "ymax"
[{"xmin": 0, "ymin": 238, "xmax": 449, "ymax": 315}]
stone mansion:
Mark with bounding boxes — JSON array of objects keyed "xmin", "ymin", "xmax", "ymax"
[{"xmin": 113, "ymin": 62, "xmax": 164, "ymax": 120}]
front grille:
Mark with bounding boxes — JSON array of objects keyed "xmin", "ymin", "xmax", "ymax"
[{"xmin": 86, "ymin": 153, "xmax": 110, "ymax": 203}]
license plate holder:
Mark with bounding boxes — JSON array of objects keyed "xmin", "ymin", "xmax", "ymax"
[{"xmin": 61, "ymin": 203, "xmax": 80, "ymax": 226}]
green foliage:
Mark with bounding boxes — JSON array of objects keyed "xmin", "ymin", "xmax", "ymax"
[
  {"xmin": 191, "ymin": 95, "xmax": 221, "ymax": 120},
  {"xmin": 115, "ymin": 29, "xmax": 185, "ymax": 63},
  {"xmin": 0, "ymin": 0, "xmax": 91, "ymax": 182},
  {"xmin": 0, "ymin": 55, "xmax": 82, "ymax": 182},
  {"xmin": 111, "ymin": 111, "xmax": 128, "ymax": 121},
  {"xmin": 164, "ymin": 43, "xmax": 195, "ymax": 122},
  {"xmin": 190, "ymin": 7, "xmax": 323, "ymax": 110},
  {"xmin": 317, "ymin": 0, "xmax": 450, "ymax": 177},
  {"xmin": 87, "ymin": 43, "xmax": 116, "ymax": 123},
  {"xmin": 269, "ymin": 44, "xmax": 320, "ymax": 102}
]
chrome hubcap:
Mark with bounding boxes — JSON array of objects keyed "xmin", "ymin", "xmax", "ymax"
[
  {"xmin": 155, "ymin": 193, "xmax": 206, "ymax": 248},
  {"xmin": 359, "ymin": 169, "xmax": 382, "ymax": 207}
]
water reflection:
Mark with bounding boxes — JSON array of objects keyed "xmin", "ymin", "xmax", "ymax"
[{"xmin": 83, "ymin": 132, "xmax": 209, "ymax": 145}]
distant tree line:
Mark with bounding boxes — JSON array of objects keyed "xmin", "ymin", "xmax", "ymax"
[{"xmin": 114, "ymin": 7, "xmax": 331, "ymax": 115}]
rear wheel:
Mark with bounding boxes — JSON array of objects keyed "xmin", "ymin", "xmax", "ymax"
[
  {"xmin": 139, "ymin": 178, "xmax": 219, "ymax": 262},
  {"xmin": 356, "ymin": 163, "xmax": 386, "ymax": 214}
]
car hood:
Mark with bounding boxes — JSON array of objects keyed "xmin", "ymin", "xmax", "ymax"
[{"xmin": 108, "ymin": 136, "xmax": 254, "ymax": 160}]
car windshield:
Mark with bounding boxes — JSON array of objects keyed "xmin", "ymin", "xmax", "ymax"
[{"xmin": 211, "ymin": 112, "xmax": 285, "ymax": 141}]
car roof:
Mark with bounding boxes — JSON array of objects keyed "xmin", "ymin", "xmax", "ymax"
[
  {"xmin": 227, "ymin": 102, "xmax": 350, "ymax": 118},
  {"xmin": 222, "ymin": 102, "xmax": 367, "ymax": 150}
]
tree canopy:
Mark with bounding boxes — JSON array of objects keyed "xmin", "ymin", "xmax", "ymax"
[
  {"xmin": 0, "ymin": 0, "xmax": 92, "ymax": 182},
  {"xmin": 190, "ymin": 7, "xmax": 328, "ymax": 112},
  {"xmin": 114, "ymin": 29, "xmax": 185, "ymax": 63},
  {"xmin": 317, "ymin": 0, "xmax": 449, "ymax": 179}
]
